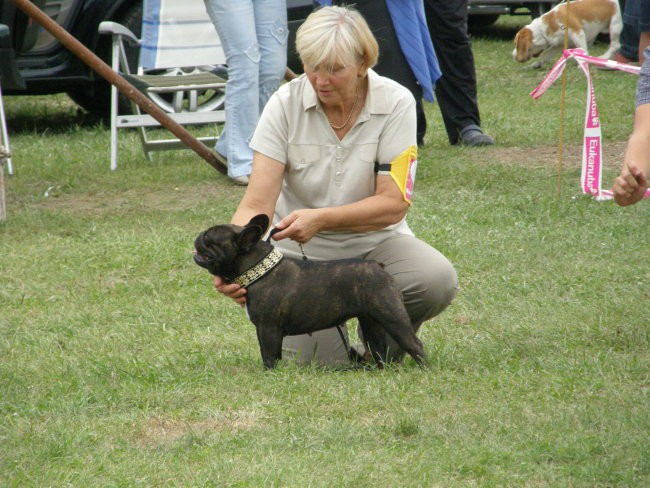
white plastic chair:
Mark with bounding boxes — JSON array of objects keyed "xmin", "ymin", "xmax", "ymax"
[{"xmin": 99, "ymin": 0, "xmax": 227, "ymax": 170}]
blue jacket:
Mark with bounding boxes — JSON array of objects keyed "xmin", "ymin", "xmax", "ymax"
[{"xmin": 314, "ymin": 0, "xmax": 440, "ymax": 102}]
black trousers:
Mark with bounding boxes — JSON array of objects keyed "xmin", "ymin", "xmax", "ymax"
[
  {"xmin": 423, "ymin": 0, "xmax": 481, "ymax": 144},
  {"xmin": 338, "ymin": 0, "xmax": 427, "ymax": 145}
]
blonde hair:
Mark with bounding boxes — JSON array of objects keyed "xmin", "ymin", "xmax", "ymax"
[{"xmin": 295, "ymin": 5, "xmax": 378, "ymax": 72}]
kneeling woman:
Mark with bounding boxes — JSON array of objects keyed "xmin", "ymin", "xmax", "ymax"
[{"xmin": 213, "ymin": 5, "xmax": 459, "ymax": 365}]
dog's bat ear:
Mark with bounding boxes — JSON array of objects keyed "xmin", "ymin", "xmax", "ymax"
[
  {"xmin": 245, "ymin": 214, "xmax": 270, "ymax": 233},
  {"xmin": 237, "ymin": 214, "xmax": 269, "ymax": 251},
  {"xmin": 238, "ymin": 224, "xmax": 265, "ymax": 251},
  {"xmin": 237, "ymin": 226, "xmax": 263, "ymax": 251}
]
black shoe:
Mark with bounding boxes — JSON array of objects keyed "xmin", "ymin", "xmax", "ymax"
[{"xmin": 459, "ymin": 125, "xmax": 495, "ymax": 147}]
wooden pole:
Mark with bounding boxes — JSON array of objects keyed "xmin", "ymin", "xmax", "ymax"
[
  {"xmin": 556, "ymin": 0, "xmax": 572, "ymax": 199},
  {"xmin": 11, "ymin": 0, "xmax": 227, "ymax": 174}
]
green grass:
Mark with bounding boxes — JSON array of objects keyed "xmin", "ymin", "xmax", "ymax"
[{"xmin": 1, "ymin": 16, "xmax": 649, "ymax": 487}]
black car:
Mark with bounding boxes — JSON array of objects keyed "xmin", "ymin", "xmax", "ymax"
[
  {"xmin": 0, "ymin": 0, "xmax": 313, "ymax": 118},
  {"xmin": 468, "ymin": 0, "xmax": 558, "ymax": 29}
]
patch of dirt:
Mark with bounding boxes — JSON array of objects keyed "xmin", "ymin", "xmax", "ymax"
[
  {"xmin": 27, "ymin": 142, "xmax": 628, "ymax": 216},
  {"xmin": 134, "ymin": 413, "xmax": 258, "ymax": 448},
  {"xmin": 31, "ymin": 181, "xmax": 243, "ymax": 216},
  {"xmin": 480, "ymin": 141, "xmax": 627, "ymax": 169}
]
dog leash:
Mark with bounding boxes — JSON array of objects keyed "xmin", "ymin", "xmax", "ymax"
[{"xmin": 266, "ymin": 227, "xmax": 354, "ymax": 363}]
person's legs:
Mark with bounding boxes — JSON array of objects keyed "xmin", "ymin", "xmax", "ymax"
[
  {"xmin": 618, "ymin": 23, "xmax": 640, "ymax": 62},
  {"xmin": 624, "ymin": 0, "xmax": 650, "ymax": 65},
  {"xmin": 423, "ymin": 0, "xmax": 492, "ymax": 146},
  {"xmin": 253, "ymin": 0, "xmax": 288, "ymax": 118},
  {"xmin": 282, "ymin": 328, "xmax": 352, "ymax": 367},
  {"xmin": 204, "ymin": 0, "xmax": 259, "ymax": 179},
  {"xmin": 423, "ymin": 0, "xmax": 478, "ymax": 144}
]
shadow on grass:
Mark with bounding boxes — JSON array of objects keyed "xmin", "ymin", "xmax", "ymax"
[{"xmin": 5, "ymin": 95, "xmax": 107, "ymax": 135}]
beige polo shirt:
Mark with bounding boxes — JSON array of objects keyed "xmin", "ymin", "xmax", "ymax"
[{"xmin": 249, "ymin": 68, "xmax": 417, "ymax": 260}]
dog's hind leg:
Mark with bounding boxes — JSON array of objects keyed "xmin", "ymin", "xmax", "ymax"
[
  {"xmin": 359, "ymin": 314, "xmax": 427, "ymax": 367},
  {"xmin": 602, "ymin": 19, "xmax": 622, "ymax": 59},
  {"xmin": 255, "ymin": 326, "xmax": 284, "ymax": 369},
  {"xmin": 358, "ymin": 319, "xmax": 389, "ymax": 367}
]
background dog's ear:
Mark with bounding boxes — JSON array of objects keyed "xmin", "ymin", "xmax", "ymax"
[{"xmin": 245, "ymin": 214, "xmax": 270, "ymax": 233}]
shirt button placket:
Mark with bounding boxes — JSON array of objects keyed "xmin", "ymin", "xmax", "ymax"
[{"xmin": 335, "ymin": 145, "xmax": 344, "ymax": 184}]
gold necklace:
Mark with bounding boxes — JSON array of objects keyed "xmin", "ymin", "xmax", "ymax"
[{"xmin": 328, "ymin": 92, "xmax": 359, "ymax": 130}]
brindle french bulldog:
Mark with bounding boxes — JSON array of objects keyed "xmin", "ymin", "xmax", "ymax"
[{"xmin": 193, "ymin": 214, "xmax": 426, "ymax": 369}]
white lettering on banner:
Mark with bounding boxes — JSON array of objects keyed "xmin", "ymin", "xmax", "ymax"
[
  {"xmin": 586, "ymin": 138, "xmax": 599, "ymax": 192},
  {"xmin": 588, "ymin": 86, "xmax": 599, "ymax": 128}
]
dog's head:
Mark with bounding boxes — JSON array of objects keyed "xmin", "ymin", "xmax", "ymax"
[
  {"xmin": 512, "ymin": 27, "xmax": 542, "ymax": 63},
  {"xmin": 193, "ymin": 214, "xmax": 270, "ymax": 278}
]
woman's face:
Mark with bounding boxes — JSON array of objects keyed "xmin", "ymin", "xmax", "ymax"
[{"xmin": 304, "ymin": 61, "xmax": 363, "ymax": 106}]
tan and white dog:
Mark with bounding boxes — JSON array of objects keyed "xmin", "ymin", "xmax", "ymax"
[{"xmin": 512, "ymin": 0, "xmax": 622, "ymax": 68}]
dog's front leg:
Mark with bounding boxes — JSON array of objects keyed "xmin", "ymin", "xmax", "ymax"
[
  {"xmin": 570, "ymin": 31, "xmax": 589, "ymax": 54},
  {"xmin": 255, "ymin": 325, "xmax": 284, "ymax": 369},
  {"xmin": 532, "ymin": 46, "xmax": 561, "ymax": 68}
]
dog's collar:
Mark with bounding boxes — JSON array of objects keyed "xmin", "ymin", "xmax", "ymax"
[{"xmin": 232, "ymin": 248, "xmax": 284, "ymax": 287}]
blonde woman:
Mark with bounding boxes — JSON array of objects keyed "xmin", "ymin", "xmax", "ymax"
[{"xmin": 213, "ymin": 6, "xmax": 458, "ymax": 365}]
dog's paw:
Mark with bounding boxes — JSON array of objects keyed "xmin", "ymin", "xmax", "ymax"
[{"xmin": 531, "ymin": 60, "xmax": 544, "ymax": 69}]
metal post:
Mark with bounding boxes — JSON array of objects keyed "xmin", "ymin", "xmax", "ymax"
[{"xmin": 0, "ymin": 146, "xmax": 8, "ymax": 221}]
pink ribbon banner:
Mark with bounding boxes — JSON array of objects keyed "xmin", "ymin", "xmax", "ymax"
[{"xmin": 530, "ymin": 48, "xmax": 649, "ymax": 201}]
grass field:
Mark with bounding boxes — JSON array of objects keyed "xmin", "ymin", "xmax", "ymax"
[{"xmin": 1, "ymin": 16, "xmax": 649, "ymax": 487}]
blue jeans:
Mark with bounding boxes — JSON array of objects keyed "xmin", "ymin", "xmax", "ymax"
[{"xmin": 204, "ymin": 0, "xmax": 288, "ymax": 178}]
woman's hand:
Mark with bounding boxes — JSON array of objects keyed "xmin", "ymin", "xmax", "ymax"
[
  {"xmin": 213, "ymin": 275, "xmax": 247, "ymax": 307},
  {"xmin": 271, "ymin": 209, "xmax": 325, "ymax": 244}
]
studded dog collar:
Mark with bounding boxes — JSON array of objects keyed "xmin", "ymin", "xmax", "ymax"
[{"xmin": 232, "ymin": 248, "xmax": 284, "ymax": 288}]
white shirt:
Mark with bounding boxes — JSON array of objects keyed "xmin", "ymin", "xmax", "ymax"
[{"xmin": 250, "ymin": 69, "xmax": 417, "ymax": 260}]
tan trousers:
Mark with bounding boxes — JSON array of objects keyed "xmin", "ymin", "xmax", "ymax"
[{"xmin": 281, "ymin": 234, "xmax": 459, "ymax": 366}]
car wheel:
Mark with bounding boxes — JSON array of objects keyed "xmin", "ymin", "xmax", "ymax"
[{"xmin": 66, "ymin": 2, "xmax": 143, "ymax": 120}]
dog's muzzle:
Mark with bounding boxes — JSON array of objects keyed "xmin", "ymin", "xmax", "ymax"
[{"xmin": 193, "ymin": 250, "xmax": 211, "ymax": 266}]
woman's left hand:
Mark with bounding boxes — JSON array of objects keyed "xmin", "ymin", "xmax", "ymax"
[{"xmin": 271, "ymin": 209, "xmax": 325, "ymax": 243}]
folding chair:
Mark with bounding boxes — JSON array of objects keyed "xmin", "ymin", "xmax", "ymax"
[
  {"xmin": 99, "ymin": 0, "xmax": 227, "ymax": 170},
  {"xmin": 0, "ymin": 23, "xmax": 25, "ymax": 177}
]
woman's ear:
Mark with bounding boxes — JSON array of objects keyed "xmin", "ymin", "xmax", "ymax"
[{"xmin": 357, "ymin": 60, "xmax": 368, "ymax": 78}]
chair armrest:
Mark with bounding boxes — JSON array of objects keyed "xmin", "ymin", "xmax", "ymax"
[{"xmin": 98, "ymin": 21, "xmax": 140, "ymax": 45}]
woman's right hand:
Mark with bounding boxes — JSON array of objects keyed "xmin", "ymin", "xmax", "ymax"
[
  {"xmin": 614, "ymin": 162, "xmax": 648, "ymax": 206},
  {"xmin": 213, "ymin": 275, "xmax": 247, "ymax": 307}
]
